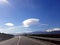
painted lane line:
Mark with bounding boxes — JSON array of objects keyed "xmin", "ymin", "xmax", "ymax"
[{"xmin": 17, "ymin": 36, "xmax": 21, "ymax": 45}]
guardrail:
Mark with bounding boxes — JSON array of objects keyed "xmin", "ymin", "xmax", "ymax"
[
  {"xmin": 28, "ymin": 36, "xmax": 60, "ymax": 44},
  {"xmin": 29, "ymin": 36, "xmax": 60, "ymax": 41}
]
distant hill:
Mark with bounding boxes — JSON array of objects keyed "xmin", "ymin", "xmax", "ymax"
[
  {"xmin": 26, "ymin": 31, "xmax": 60, "ymax": 38},
  {"xmin": 30, "ymin": 31, "xmax": 60, "ymax": 34},
  {"xmin": 15, "ymin": 30, "xmax": 60, "ymax": 36}
]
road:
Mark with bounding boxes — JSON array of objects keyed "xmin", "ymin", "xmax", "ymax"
[{"xmin": 0, "ymin": 36, "xmax": 58, "ymax": 45}]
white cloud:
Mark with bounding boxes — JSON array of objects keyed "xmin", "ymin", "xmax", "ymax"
[
  {"xmin": 0, "ymin": 0, "xmax": 14, "ymax": 8},
  {"xmin": 0, "ymin": 26, "xmax": 33, "ymax": 33},
  {"xmin": 53, "ymin": 28, "xmax": 60, "ymax": 30},
  {"xmin": 0, "ymin": 0, "xmax": 9, "ymax": 4},
  {"xmin": 5, "ymin": 23, "xmax": 14, "ymax": 27},
  {"xmin": 46, "ymin": 28, "xmax": 60, "ymax": 32},
  {"xmin": 41, "ymin": 24, "xmax": 48, "ymax": 26},
  {"xmin": 23, "ymin": 18, "xmax": 40, "ymax": 27}
]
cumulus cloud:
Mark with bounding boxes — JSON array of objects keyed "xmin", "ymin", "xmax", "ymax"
[
  {"xmin": 23, "ymin": 18, "xmax": 40, "ymax": 27},
  {"xmin": 46, "ymin": 28, "xmax": 60, "ymax": 32},
  {"xmin": 0, "ymin": 26, "xmax": 33, "ymax": 33},
  {"xmin": 0, "ymin": 0, "xmax": 14, "ymax": 8},
  {"xmin": 0, "ymin": 0, "xmax": 9, "ymax": 4},
  {"xmin": 5, "ymin": 23, "xmax": 14, "ymax": 27}
]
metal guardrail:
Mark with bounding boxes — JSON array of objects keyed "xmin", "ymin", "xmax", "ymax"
[
  {"xmin": 28, "ymin": 36, "xmax": 60, "ymax": 45},
  {"xmin": 29, "ymin": 36, "xmax": 60, "ymax": 41}
]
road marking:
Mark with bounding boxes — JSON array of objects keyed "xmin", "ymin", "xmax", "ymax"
[{"xmin": 17, "ymin": 36, "xmax": 21, "ymax": 45}]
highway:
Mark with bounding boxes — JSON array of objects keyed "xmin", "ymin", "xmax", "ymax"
[{"xmin": 0, "ymin": 36, "xmax": 58, "ymax": 45}]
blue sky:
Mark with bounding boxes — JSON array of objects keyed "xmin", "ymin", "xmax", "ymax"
[{"xmin": 0, "ymin": 0, "xmax": 60, "ymax": 34}]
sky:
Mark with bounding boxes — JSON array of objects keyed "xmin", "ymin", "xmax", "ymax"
[{"xmin": 0, "ymin": 0, "xmax": 60, "ymax": 34}]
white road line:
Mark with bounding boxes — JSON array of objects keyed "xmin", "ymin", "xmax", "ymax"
[{"xmin": 17, "ymin": 36, "xmax": 21, "ymax": 45}]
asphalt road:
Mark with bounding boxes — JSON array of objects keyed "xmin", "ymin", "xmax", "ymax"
[{"xmin": 0, "ymin": 36, "xmax": 58, "ymax": 45}]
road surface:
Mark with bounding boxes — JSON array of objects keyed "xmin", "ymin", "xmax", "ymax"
[{"xmin": 0, "ymin": 36, "xmax": 58, "ymax": 45}]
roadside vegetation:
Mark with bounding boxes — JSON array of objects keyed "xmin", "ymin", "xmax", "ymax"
[
  {"xmin": 24, "ymin": 34, "xmax": 60, "ymax": 38},
  {"xmin": 0, "ymin": 33, "xmax": 14, "ymax": 41}
]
